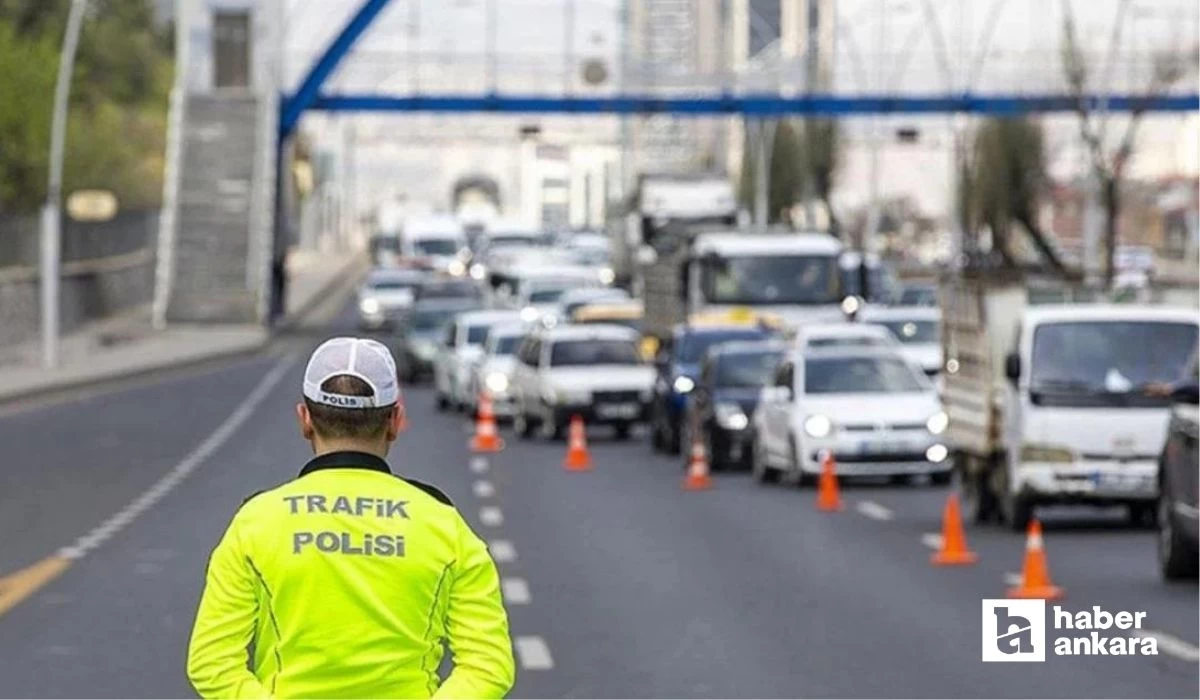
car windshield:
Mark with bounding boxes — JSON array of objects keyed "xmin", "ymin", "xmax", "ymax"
[
  {"xmin": 407, "ymin": 309, "xmax": 458, "ymax": 331},
  {"xmin": 466, "ymin": 325, "xmax": 490, "ymax": 345},
  {"xmin": 488, "ymin": 235, "xmax": 536, "ymax": 248},
  {"xmin": 419, "ymin": 282, "xmax": 478, "ymax": 300},
  {"xmin": 550, "ymin": 339, "xmax": 641, "ymax": 367},
  {"xmin": 678, "ymin": 330, "xmax": 768, "ymax": 364},
  {"xmin": 528, "ymin": 288, "xmax": 567, "ymax": 304},
  {"xmin": 869, "ymin": 320, "xmax": 938, "ymax": 344},
  {"xmin": 899, "ymin": 285, "xmax": 937, "ymax": 306},
  {"xmin": 804, "ymin": 356, "xmax": 928, "ymax": 394},
  {"xmin": 841, "ymin": 266, "xmax": 899, "ymax": 303},
  {"xmin": 716, "ymin": 351, "xmax": 783, "ymax": 388},
  {"xmin": 1030, "ymin": 321, "xmax": 1198, "ymax": 407},
  {"xmin": 700, "ymin": 255, "xmax": 842, "ymax": 305},
  {"xmin": 411, "ymin": 239, "xmax": 460, "ymax": 256},
  {"xmin": 490, "ymin": 335, "xmax": 522, "ymax": 356},
  {"xmin": 807, "ymin": 336, "xmax": 891, "ymax": 349},
  {"xmin": 369, "ymin": 280, "xmax": 417, "ymax": 291}
]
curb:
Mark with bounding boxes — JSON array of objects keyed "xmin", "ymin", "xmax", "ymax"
[{"xmin": 0, "ymin": 253, "xmax": 366, "ymax": 409}]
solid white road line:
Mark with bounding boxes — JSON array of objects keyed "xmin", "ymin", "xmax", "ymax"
[
  {"xmin": 855, "ymin": 501, "xmax": 893, "ymax": 521},
  {"xmin": 501, "ymin": 577, "xmax": 531, "ymax": 604},
  {"xmin": 488, "ymin": 540, "xmax": 517, "ymax": 563},
  {"xmin": 1131, "ymin": 630, "xmax": 1200, "ymax": 662},
  {"xmin": 479, "ymin": 506, "xmax": 504, "ymax": 527},
  {"xmin": 920, "ymin": 533, "xmax": 944, "ymax": 551},
  {"xmin": 515, "ymin": 636, "xmax": 555, "ymax": 670},
  {"xmin": 58, "ymin": 353, "xmax": 298, "ymax": 561},
  {"xmin": 469, "ymin": 457, "xmax": 489, "ymax": 474},
  {"xmin": 1003, "ymin": 571, "xmax": 1023, "ymax": 587},
  {"xmin": 472, "ymin": 480, "xmax": 496, "ymax": 499}
]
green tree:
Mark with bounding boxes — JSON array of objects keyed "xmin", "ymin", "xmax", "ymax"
[
  {"xmin": 0, "ymin": 0, "xmax": 170, "ymax": 212},
  {"xmin": 738, "ymin": 120, "xmax": 804, "ymax": 225},
  {"xmin": 801, "ymin": 118, "xmax": 841, "ymax": 236}
]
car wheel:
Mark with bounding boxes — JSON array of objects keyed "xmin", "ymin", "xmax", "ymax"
[
  {"xmin": 793, "ymin": 438, "xmax": 816, "ymax": 488},
  {"xmin": 961, "ymin": 457, "xmax": 997, "ymax": 525},
  {"xmin": 613, "ymin": 422, "xmax": 632, "ymax": 441},
  {"xmin": 1127, "ymin": 502, "xmax": 1156, "ymax": 529},
  {"xmin": 1158, "ymin": 478, "xmax": 1199, "ymax": 580},
  {"xmin": 1000, "ymin": 488, "xmax": 1033, "ymax": 532},
  {"xmin": 540, "ymin": 405, "xmax": 563, "ymax": 441},
  {"xmin": 751, "ymin": 437, "xmax": 779, "ymax": 484}
]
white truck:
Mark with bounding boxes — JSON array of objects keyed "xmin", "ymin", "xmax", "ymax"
[{"xmin": 942, "ymin": 269, "xmax": 1199, "ymax": 530}]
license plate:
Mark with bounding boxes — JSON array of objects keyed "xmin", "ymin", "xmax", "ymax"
[
  {"xmin": 597, "ymin": 403, "xmax": 639, "ymax": 419},
  {"xmin": 858, "ymin": 439, "xmax": 907, "ymax": 454}
]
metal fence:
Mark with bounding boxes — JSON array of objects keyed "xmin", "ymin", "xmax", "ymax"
[{"xmin": 0, "ymin": 211, "xmax": 158, "ymax": 270}]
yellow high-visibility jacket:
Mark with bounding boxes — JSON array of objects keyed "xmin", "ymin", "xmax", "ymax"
[{"xmin": 186, "ymin": 451, "xmax": 515, "ymax": 699}]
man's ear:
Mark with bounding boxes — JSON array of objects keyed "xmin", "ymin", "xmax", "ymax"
[
  {"xmin": 297, "ymin": 403, "xmax": 316, "ymax": 441},
  {"xmin": 386, "ymin": 404, "xmax": 404, "ymax": 442}
]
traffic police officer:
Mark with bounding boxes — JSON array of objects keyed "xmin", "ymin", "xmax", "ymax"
[{"xmin": 187, "ymin": 338, "xmax": 515, "ymax": 698}]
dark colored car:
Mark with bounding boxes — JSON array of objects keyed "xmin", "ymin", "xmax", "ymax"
[
  {"xmin": 680, "ymin": 341, "xmax": 786, "ymax": 470},
  {"xmin": 395, "ymin": 299, "xmax": 480, "ymax": 382},
  {"xmin": 1158, "ymin": 351, "xmax": 1199, "ymax": 580},
  {"xmin": 649, "ymin": 324, "xmax": 775, "ymax": 454}
]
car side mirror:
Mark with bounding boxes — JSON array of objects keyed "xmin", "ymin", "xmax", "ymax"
[
  {"xmin": 1170, "ymin": 381, "xmax": 1200, "ymax": 405},
  {"xmin": 1004, "ymin": 353, "xmax": 1021, "ymax": 383}
]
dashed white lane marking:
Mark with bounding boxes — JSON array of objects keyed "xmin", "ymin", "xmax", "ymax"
[
  {"xmin": 489, "ymin": 540, "xmax": 517, "ymax": 563},
  {"xmin": 501, "ymin": 577, "xmax": 531, "ymax": 604},
  {"xmin": 515, "ymin": 636, "xmax": 555, "ymax": 670},
  {"xmin": 472, "ymin": 480, "xmax": 496, "ymax": 499},
  {"xmin": 469, "ymin": 457, "xmax": 489, "ymax": 474},
  {"xmin": 58, "ymin": 353, "xmax": 298, "ymax": 560},
  {"xmin": 479, "ymin": 506, "xmax": 504, "ymax": 527},
  {"xmin": 1132, "ymin": 630, "xmax": 1200, "ymax": 662},
  {"xmin": 1003, "ymin": 571, "xmax": 1023, "ymax": 587},
  {"xmin": 855, "ymin": 501, "xmax": 893, "ymax": 521},
  {"xmin": 920, "ymin": 533, "xmax": 944, "ymax": 551}
]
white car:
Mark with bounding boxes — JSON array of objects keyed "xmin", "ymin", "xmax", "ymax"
[
  {"xmin": 433, "ymin": 309, "xmax": 523, "ymax": 411},
  {"xmin": 751, "ymin": 347, "xmax": 950, "ymax": 484},
  {"xmin": 793, "ymin": 322, "xmax": 901, "ymax": 352},
  {"xmin": 511, "ymin": 325, "xmax": 655, "ymax": 440},
  {"xmin": 860, "ymin": 306, "xmax": 942, "ymax": 378},
  {"xmin": 507, "ymin": 269, "xmax": 603, "ymax": 323},
  {"xmin": 357, "ymin": 268, "xmax": 427, "ymax": 330},
  {"xmin": 402, "ymin": 215, "xmax": 469, "ymax": 276},
  {"xmin": 465, "ymin": 322, "xmax": 529, "ymax": 418}
]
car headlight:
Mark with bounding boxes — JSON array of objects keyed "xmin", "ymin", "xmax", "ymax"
[
  {"xmin": 485, "ymin": 372, "xmax": 509, "ymax": 394},
  {"xmin": 925, "ymin": 444, "xmax": 949, "ymax": 463},
  {"xmin": 804, "ymin": 414, "xmax": 833, "ymax": 438},
  {"xmin": 359, "ymin": 298, "xmax": 381, "ymax": 315},
  {"xmin": 673, "ymin": 376, "xmax": 695, "ymax": 394},
  {"xmin": 598, "ymin": 267, "xmax": 616, "ymax": 285},
  {"xmin": 1020, "ymin": 443, "xmax": 1076, "ymax": 463},
  {"xmin": 520, "ymin": 306, "xmax": 540, "ymax": 323},
  {"xmin": 469, "ymin": 263, "xmax": 487, "ymax": 280},
  {"xmin": 447, "ymin": 260, "xmax": 467, "ymax": 277},
  {"xmin": 926, "ymin": 411, "xmax": 948, "ymax": 435},
  {"xmin": 715, "ymin": 402, "xmax": 749, "ymax": 431}
]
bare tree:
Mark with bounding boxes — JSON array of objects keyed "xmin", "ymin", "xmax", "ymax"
[
  {"xmin": 1060, "ymin": 0, "xmax": 1194, "ymax": 288},
  {"xmin": 968, "ymin": 117, "xmax": 1077, "ymax": 276}
]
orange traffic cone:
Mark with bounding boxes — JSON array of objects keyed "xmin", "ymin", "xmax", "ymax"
[
  {"xmin": 682, "ymin": 437, "xmax": 713, "ymax": 491},
  {"xmin": 470, "ymin": 392, "xmax": 504, "ymax": 453},
  {"xmin": 931, "ymin": 493, "xmax": 978, "ymax": 565},
  {"xmin": 1007, "ymin": 519, "xmax": 1064, "ymax": 600},
  {"xmin": 815, "ymin": 450, "xmax": 843, "ymax": 511},
  {"xmin": 563, "ymin": 415, "xmax": 592, "ymax": 471}
]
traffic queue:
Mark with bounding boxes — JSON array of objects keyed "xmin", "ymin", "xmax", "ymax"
[{"xmin": 360, "ymin": 214, "xmax": 1199, "ymax": 583}]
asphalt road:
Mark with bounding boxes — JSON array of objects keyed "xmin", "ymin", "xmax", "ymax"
[{"xmin": 0, "ymin": 300, "xmax": 1196, "ymax": 698}]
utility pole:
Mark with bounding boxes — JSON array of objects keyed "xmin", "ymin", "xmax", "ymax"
[{"xmin": 40, "ymin": 0, "xmax": 89, "ymax": 369}]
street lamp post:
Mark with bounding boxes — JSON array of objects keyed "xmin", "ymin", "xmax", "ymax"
[{"xmin": 41, "ymin": 0, "xmax": 89, "ymax": 369}]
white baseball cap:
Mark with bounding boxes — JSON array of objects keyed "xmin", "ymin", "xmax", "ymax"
[{"xmin": 303, "ymin": 337, "xmax": 400, "ymax": 409}]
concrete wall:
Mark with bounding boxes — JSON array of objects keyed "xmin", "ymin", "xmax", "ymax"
[{"xmin": 0, "ymin": 212, "xmax": 158, "ymax": 348}]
